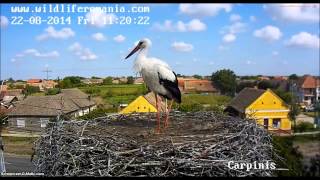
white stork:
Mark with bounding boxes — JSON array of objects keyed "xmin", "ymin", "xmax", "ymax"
[{"xmin": 125, "ymin": 38, "xmax": 181, "ymax": 134}]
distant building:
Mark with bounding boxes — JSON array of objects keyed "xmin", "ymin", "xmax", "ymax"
[
  {"xmin": 296, "ymin": 75, "xmax": 320, "ymax": 106},
  {"xmin": 27, "ymin": 79, "xmax": 42, "ymax": 86},
  {"xmin": 258, "ymin": 76, "xmax": 270, "ymax": 81},
  {"xmin": 225, "ymin": 88, "xmax": 291, "ymax": 133},
  {"xmin": 273, "ymin": 76, "xmax": 288, "ymax": 81},
  {"xmin": 120, "ymin": 92, "xmax": 166, "ymax": 114},
  {"xmin": 178, "ymin": 78, "xmax": 218, "ymax": 94},
  {"xmin": 42, "ymin": 80, "xmax": 58, "ymax": 89},
  {"xmin": 134, "ymin": 77, "xmax": 144, "ymax": 84},
  {"xmin": 7, "ymin": 88, "xmax": 96, "ymax": 134},
  {"xmin": 81, "ymin": 78, "xmax": 103, "ymax": 85}
]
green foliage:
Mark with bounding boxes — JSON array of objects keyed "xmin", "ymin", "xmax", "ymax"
[
  {"xmin": 274, "ymin": 89, "xmax": 293, "ymax": 104},
  {"xmin": 58, "ymin": 76, "xmax": 83, "ymax": 88},
  {"xmin": 296, "ymin": 122, "xmax": 315, "ymax": 132},
  {"xmin": 257, "ymin": 80, "xmax": 275, "ymax": 90},
  {"xmin": 236, "ymin": 81, "xmax": 256, "ymax": 93},
  {"xmin": 77, "ymin": 108, "xmax": 118, "ymax": 120},
  {"xmin": 7, "ymin": 83, "xmax": 14, "ymax": 89},
  {"xmin": 240, "ymin": 76, "xmax": 259, "ymax": 80},
  {"xmin": 288, "ymin": 74, "xmax": 299, "ymax": 80},
  {"xmin": 272, "ymin": 136, "xmax": 303, "ymax": 176},
  {"xmin": 0, "ymin": 112, "xmax": 7, "ymax": 131},
  {"xmin": 84, "ymin": 88, "xmax": 101, "ymax": 95},
  {"xmin": 173, "ymin": 94, "xmax": 231, "ymax": 113},
  {"xmin": 193, "ymin": 74, "xmax": 202, "ymax": 79},
  {"xmin": 127, "ymin": 76, "xmax": 134, "ymax": 84},
  {"xmin": 91, "ymin": 76, "xmax": 101, "ymax": 79},
  {"xmin": 45, "ymin": 88, "xmax": 61, "ymax": 95},
  {"xmin": 211, "ymin": 69, "xmax": 237, "ymax": 96},
  {"xmin": 24, "ymin": 85, "xmax": 40, "ymax": 95},
  {"xmin": 7, "ymin": 77, "xmax": 14, "ymax": 83},
  {"xmin": 103, "ymin": 77, "xmax": 113, "ymax": 85}
]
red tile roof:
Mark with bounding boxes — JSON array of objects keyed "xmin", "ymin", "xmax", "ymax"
[
  {"xmin": 27, "ymin": 79, "xmax": 42, "ymax": 83},
  {"xmin": 300, "ymin": 75, "xmax": 320, "ymax": 88}
]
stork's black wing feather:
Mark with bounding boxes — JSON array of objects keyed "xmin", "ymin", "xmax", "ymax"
[{"xmin": 158, "ymin": 71, "xmax": 181, "ymax": 103}]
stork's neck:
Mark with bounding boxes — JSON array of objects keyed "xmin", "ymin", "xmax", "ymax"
[{"xmin": 133, "ymin": 48, "xmax": 149, "ymax": 73}]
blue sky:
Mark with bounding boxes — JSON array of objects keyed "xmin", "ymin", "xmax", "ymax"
[{"xmin": 0, "ymin": 3, "xmax": 319, "ymax": 80}]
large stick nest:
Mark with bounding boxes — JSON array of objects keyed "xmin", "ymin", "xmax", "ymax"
[{"xmin": 32, "ymin": 111, "xmax": 279, "ymax": 177}]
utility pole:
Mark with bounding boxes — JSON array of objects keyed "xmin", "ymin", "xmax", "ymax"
[{"xmin": 43, "ymin": 67, "xmax": 52, "ymax": 80}]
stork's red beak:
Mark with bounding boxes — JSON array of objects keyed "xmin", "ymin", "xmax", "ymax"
[{"xmin": 125, "ymin": 42, "xmax": 142, "ymax": 59}]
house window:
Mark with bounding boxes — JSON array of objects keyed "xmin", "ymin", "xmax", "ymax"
[
  {"xmin": 272, "ymin": 119, "xmax": 281, "ymax": 129},
  {"xmin": 40, "ymin": 118, "xmax": 49, "ymax": 128},
  {"xmin": 17, "ymin": 118, "xmax": 26, "ymax": 128}
]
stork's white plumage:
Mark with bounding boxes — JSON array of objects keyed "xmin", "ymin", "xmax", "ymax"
[{"xmin": 125, "ymin": 38, "xmax": 181, "ymax": 133}]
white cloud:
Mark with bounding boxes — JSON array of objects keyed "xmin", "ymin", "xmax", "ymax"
[
  {"xmin": 179, "ymin": 4, "xmax": 232, "ymax": 18},
  {"xmin": 171, "ymin": 42, "xmax": 194, "ymax": 52},
  {"xmin": 250, "ymin": 16, "xmax": 256, "ymax": 22},
  {"xmin": 85, "ymin": 10, "xmax": 117, "ymax": 28},
  {"xmin": 218, "ymin": 45, "xmax": 229, "ymax": 51},
  {"xmin": 286, "ymin": 32, "xmax": 319, "ymax": 49},
  {"xmin": 223, "ymin": 33, "xmax": 236, "ymax": 43},
  {"xmin": 0, "ymin": 16, "xmax": 8, "ymax": 28},
  {"xmin": 264, "ymin": 4, "xmax": 319, "ymax": 23},
  {"xmin": 113, "ymin": 34, "xmax": 126, "ymax": 43},
  {"xmin": 36, "ymin": 26, "xmax": 75, "ymax": 41},
  {"xmin": 272, "ymin": 51, "xmax": 279, "ymax": 56},
  {"xmin": 253, "ymin": 25, "xmax": 282, "ymax": 42},
  {"xmin": 209, "ymin": 61, "xmax": 215, "ymax": 65},
  {"xmin": 152, "ymin": 19, "xmax": 206, "ymax": 32},
  {"xmin": 92, "ymin": 33, "xmax": 106, "ymax": 41},
  {"xmin": 230, "ymin": 14, "xmax": 241, "ymax": 22},
  {"xmin": 69, "ymin": 42, "xmax": 98, "ymax": 60},
  {"xmin": 12, "ymin": 49, "xmax": 60, "ymax": 61},
  {"xmin": 221, "ymin": 22, "xmax": 246, "ymax": 34},
  {"xmin": 246, "ymin": 60, "xmax": 256, "ymax": 65}
]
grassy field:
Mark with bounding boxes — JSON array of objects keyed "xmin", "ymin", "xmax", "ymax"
[
  {"xmin": 79, "ymin": 84, "xmax": 148, "ymax": 106},
  {"xmin": 79, "ymin": 84, "xmax": 231, "ymax": 112},
  {"xmin": 2, "ymin": 136, "xmax": 37, "ymax": 155},
  {"xmin": 303, "ymin": 112, "xmax": 317, "ymax": 118}
]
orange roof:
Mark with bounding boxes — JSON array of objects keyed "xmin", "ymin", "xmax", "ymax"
[
  {"xmin": 27, "ymin": 79, "xmax": 42, "ymax": 83},
  {"xmin": 300, "ymin": 76, "xmax": 320, "ymax": 88}
]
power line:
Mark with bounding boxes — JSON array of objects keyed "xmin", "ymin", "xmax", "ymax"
[{"xmin": 43, "ymin": 67, "xmax": 52, "ymax": 80}]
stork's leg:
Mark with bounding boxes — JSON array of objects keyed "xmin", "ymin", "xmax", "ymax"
[
  {"xmin": 155, "ymin": 93, "xmax": 161, "ymax": 134},
  {"xmin": 164, "ymin": 100, "xmax": 173, "ymax": 128}
]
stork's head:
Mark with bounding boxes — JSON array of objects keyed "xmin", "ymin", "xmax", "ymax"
[{"xmin": 125, "ymin": 38, "xmax": 151, "ymax": 59}]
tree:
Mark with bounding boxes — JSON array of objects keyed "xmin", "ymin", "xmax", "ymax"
[
  {"xmin": 257, "ymin": 80, "xmax": 274, "ymax": 90},
  {"xmin": 58, "ymin": 76, "xmax": 82, "ymax": 88},
  {"xmin": 289, "ymin": 74, "xmax": 299, "ymax": 80},
  {"xmin": 289, "ymin": 103, "xmax": 301, "ymax": 131},
  {"xmin": 236, "ymin": 81, "xmax": 256, "ymax": 93},
  {"xmin": 91, "ymin": 76, "xmax": 101, "ymax": 79},
  {"xmin": 127, "ymin": 76, "xmax": 134, "ymax": 84},
  {"xmin": 7, "ymin": 77, "xmax": 14, "ymax": 83},
  {"xmin": 193, "ymin": 74, "xmax": 202, "ymax": 79},
  {"xmin": 274, "ymin": 89, "xmax": 293, "ymax": 104},
  {"xmin": 45, "ymin": 88, "xmax": 61, "ymax": 95},
  {"xmin": 24, "ymin": 85, "xmax": 40, "ymax": 95},
  {"xmin": 103, "ymin": 77, "xmax": 113, "ymax": 85},
  {"xmin": 211, "ymin": 69, "xmax": 237, "ymax": 96}
]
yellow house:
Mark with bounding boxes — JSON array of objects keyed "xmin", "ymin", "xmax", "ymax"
[
  {"xmin": 120, "ymin": 92, "xmax": 166, "ymax": 114},
  {"xmin": 225, "ymin": 88, "xmax": 291, "ymax": 132}
]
